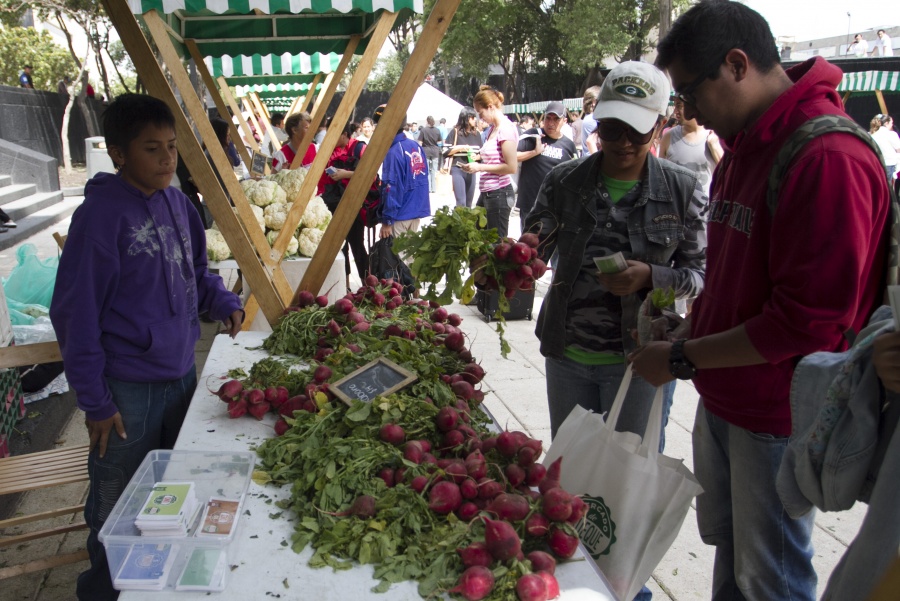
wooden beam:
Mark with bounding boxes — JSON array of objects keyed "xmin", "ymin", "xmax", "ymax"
[
  {"xmin": 298, "ymin": 0, "xmax": 463, "ymax": 300},
  {"xmin": 121, "ymin": 7, "xmax": 290, "ymax": 325},
  {"xmin": 0, "ymin": 550, "xmax": 89, "ymax": 580},
  {"xmin": 253, "ymin": 92, "xmax": 271, "ymax": 120},
  {"xmin": 249, "ymin": 92, "xmax": 280, "ymax": 155},
  {"xmin": 186, "ymin": 39, "xmax": 252, "ymax": 167},
  {"xmin": 297, "ymin": 73, "xmax": 322, "ymax": 114},
  {"xmin": 875, "ymin": 89, "xmax": 888, "ymax": 115},
  {"xmin": 270, "ymin": 15, "xmax": 394, "ymax": 263},
  {"xmin": 842, "ymin": 91, "xmax": 852, "ymax": 105},
  {"xmin": 0, "ymin": 505, "xmax": 84, "ymax": 529},
  {"xmin": 287, "ymin": 95, "xmax": 302, "ymax": 116},
  {"xmin": 242, "ymin": 97, "xmax": 264, "ymax": 151},
  {"xmin": 216, "ymin": 77, "xmax": 255, "ymax": 155},
  {"xmin": 0, "ymin": 342, "xmax": 61, "ymax": 369},
  {"xmin": 288, "ymin": 43, "xmax": 358, "ymax": 172},
  {"xmin": 310, "ymin": 72, "xmax": 336, "ymax": 120}
]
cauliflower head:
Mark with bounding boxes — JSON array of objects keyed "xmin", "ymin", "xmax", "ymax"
[
  {"xmin": 205, "ymin": 229, "xmax": 232, "ymax": 261},
  {"xmin": 264, "ymin": 203, "xmax": 289, "ymax": 231},
  {"xmin": 247, "ymin": 179, "xmax": 286, "ymax": 207},
  {"xmin": 301, "ymin": 196, "xmax": 332, "ymax": 231},
  {"xmin": 297, "ymin": 227, "xmax": 324, "ymax": 257},
  {"xmin": 268, "ymin": 167, "xmax": 307, "ymax": 203},
  {"xmin": 248, "ymin": 205, "xmax": 266, "ymax": 233},
  {"xmin": 266, "ymin": 229, "xmax": 299, "ymax": 258}
]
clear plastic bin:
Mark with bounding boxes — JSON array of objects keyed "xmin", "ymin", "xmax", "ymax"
[{"xmin": 99, "ymin": 450, "xmax": 255, "ymax": 592}]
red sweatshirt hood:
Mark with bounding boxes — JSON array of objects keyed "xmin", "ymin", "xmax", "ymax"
[{"xmin": 724, "ymin": 57, "xmax": 845, "ymax": 156}]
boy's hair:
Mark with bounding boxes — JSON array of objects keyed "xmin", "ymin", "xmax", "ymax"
[
  {"xmin": 656, "ymin": 0, "xmax": 780, "ymax": 79},
  {"xmin": 103, "ymin": 94, "xmax": 176, "ymax": 150},
  {"xmin": 270, "ymin": 112, "xmax": 285, "ymax": 128}
]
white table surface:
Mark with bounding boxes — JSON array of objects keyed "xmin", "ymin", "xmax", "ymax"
[{"xmin": 121, "ymin": 331, "xmax": 617, "ymax": 600}]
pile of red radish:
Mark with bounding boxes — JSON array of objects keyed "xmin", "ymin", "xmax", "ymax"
[
  {"xmin": 373, "ymin": 397, "xmax": 584, "ymax": 601},
  {"xmin": 482, "ymin": 233, "xmax": 548, "ymax": 299}
]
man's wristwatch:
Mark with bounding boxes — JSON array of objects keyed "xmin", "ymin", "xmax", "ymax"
[{"xmin": 669, "ymin": 339, "xmax": 697, "ymax": 380}]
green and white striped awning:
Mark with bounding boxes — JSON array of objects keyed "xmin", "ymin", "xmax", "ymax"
[
  {"xmin": 130, "ymin": 0, "xmax": 422, "ymax": 58},
  {"xmin": 502, "ymin": 98, "xmax": 583, "ymax": 115},
  {"xmin": 207, "ymin": 52, "xmax": 341, "ymax": 78},
  {"xmin": 837, "ymin": 71, "xmax": 900, "ymax": 93},
  {"xmin": 236, "ymin": 82, "xmax": 321, "ymax": 95}
]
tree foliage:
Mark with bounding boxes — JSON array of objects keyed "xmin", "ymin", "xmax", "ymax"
[{"xmin": 0, "ymin": 26, "xmax": 76, "ymax": 90}]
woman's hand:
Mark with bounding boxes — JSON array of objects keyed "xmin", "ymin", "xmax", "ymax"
[
  {"xmin": 460, "ymin": 162, "xmax": 479, "ymax": 174},
  {"xmin": 331, "ymin": 168, "xmax": 353, "ymax": 180}
]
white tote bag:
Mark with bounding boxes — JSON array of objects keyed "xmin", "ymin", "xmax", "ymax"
[{"xmin": 543, "ymin": 368, "xmax": 703, "ymax": 601}]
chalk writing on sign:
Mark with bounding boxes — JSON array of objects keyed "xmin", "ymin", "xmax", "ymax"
[{"xmin": 330, "ymin": 358, "xmax": 417, "ymax": 406}]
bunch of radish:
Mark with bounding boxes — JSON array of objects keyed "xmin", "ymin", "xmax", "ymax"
[
  {"xmin": 371, "ymin": 383, "xmax": 583, "ymax": 601},
  {"xmin": 483, "ymin": 232, "xmax": 548, "ymax": 299}
]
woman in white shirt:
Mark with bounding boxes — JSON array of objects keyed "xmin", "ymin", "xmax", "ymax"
[{"xmin": 870, "ymin": 114, "xmax": 900, "ymax": 184}]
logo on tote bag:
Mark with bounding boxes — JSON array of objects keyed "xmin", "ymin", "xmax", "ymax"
[{"xmin": 579, "ymin": 496, "xmax": 617, "ymax": 559}]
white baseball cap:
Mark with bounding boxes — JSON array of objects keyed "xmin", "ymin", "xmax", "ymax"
[{"xmin": 594, "ymin": 61, "xmax": 671, "ymax": 135}]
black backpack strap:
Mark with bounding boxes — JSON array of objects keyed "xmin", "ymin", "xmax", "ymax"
[{"xmin": 767, "ymin": 114, "xmax": 899, "ymax": 290}]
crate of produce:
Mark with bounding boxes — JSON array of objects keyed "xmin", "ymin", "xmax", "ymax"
[{"xmin": 99, "ymin": 449, "xmax": 254, "ymax": 592}]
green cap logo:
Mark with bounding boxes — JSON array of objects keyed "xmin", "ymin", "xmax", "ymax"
[
  {"xmin": 578, "ymin": 496, "xmax": 617, "ymax": 559},
  {"xmin": 615, "ymin": 84, "xmax": 647, "ymax": 98}
]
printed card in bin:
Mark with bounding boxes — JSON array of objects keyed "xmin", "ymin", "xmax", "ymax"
[{"xmin": 99, "ymin": 450, "xmax": 255, "ymax": 592}]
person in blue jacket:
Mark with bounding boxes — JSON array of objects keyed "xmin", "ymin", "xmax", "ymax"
[
  {"xmin": 373, "ymin": 104, "xmax": 431, "ymax": 240},
  {"xmin": 50, "ymin": 94, "xmax": 244, "ymax": 601}
]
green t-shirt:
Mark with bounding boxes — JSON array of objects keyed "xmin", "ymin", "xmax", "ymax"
[{"xmin": 600, "ymin": 173, "xmax": 639, "ymax": 203}]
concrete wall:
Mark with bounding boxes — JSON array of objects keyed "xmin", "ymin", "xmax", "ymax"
[
  {"xmin": 0, "ymin": 86, "xmax": 104, "ymax": 165},
  {"xmin": 0, "ymin": 139, "xmax": 59, "ymax": 193}
]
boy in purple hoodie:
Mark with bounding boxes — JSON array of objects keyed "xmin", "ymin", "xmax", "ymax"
[{"xmin": 50, "ymin": 94, "xmax": 243, "ymax": 600}]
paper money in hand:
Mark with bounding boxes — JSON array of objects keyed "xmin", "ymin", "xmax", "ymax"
[{"xmin": 593, "ymin": 252, "xmax": 628, "ymax": 274}]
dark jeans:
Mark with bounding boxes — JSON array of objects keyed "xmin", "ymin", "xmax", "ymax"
[
  {"xmin": 342, "ymin": 214, "xmax": 368, "ymax": 282},
  {"xmin": 476, "ymin": 184, "xmax": 513, "ymax": 239},
  {"xmin": 77, "ymin": 367, "xmax": 197, "ymax": 601},
  {"xmin": 450, "ymin": 164, "xmax": 476, "ymax": 208}
]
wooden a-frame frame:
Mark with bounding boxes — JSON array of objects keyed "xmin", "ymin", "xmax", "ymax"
[{"xmin": 100, "ymin": 0, "xmax": 461, "ymax": 330}]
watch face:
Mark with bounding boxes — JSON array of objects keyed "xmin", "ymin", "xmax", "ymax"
[{"xmin": 670, "ymin": 362, "xmax": 695, "ymax": 380}]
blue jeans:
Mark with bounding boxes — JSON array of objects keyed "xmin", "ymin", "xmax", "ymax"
[
  {"xmin": 476, "ymin": 184, "xmax": 513, "ymax": 239},
  {"xmin": 450, "ymin": 164, "xmax": 476, "ymax": 208},
  {"xmin": 545, "ymin": 356, "xmax": 675, "ymax": 452},
  {"xmin": 77, "ymin": 367, "xmax": 197, "ymax": 601},
  {"xmin": 693, "ymin": 402, "xmax": 817, "ymax": 601},
  {"xmin": 427, "ymin": 156, "xmax": 439, "ymax": 192}
]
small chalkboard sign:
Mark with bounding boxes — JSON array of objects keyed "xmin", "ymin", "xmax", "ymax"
[
  {"xmin": 330, "ymin": 358, "xmax": 417, "ymax": 406},
  {"xmin": 249, "ymin": 151, "xmax": 268, "ymax": 177}
]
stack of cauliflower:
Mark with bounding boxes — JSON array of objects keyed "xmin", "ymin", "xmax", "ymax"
[{"xmin": 205, "ymin": 167, "xmax": 332, "ymax": 262}]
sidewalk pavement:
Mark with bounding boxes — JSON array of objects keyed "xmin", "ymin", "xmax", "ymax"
[{"xmin": 1, "ymin": 176, "xmax": 866, "ymax": 600}]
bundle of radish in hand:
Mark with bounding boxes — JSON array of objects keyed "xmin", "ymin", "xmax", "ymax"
[{"xmin": 393, "ymin": 206, "xmax": 549, "ymax": 358}]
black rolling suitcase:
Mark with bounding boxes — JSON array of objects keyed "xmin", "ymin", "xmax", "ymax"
[{"xmin": 475, "ymin": 288, "xmax": 534, "ymax": 322}]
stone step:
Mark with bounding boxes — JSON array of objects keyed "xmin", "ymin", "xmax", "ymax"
[
  {"xmin": 0, "ymin": 175, "xmax": 11, "ymax": 189},
  {"xmin": 0, "ymin": 198, "xmax": 82, "ymax": 252},
  {"xmin": 2, "ymin": 190, "xmax": 65, "ymax": 222},
  {"xmin": 0, "ymin": 183, "xmax": 37, "ymax": 206}
]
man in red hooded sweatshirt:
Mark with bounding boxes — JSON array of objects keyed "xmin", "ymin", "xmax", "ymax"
[{"xmin": 629, "ymin": 2, "xmax": 891, "ymax": 600}]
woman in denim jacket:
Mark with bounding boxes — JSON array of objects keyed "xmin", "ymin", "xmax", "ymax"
[{"xmin": 524, "ymin": 62, "xmax": 708, "ymax": 463}]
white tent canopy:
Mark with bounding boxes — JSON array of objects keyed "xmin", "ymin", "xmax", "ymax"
[{"xmin": 405, "ymin": 82, "xmax": 464, "ymax": 126}]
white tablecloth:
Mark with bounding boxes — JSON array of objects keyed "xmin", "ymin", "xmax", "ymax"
[
  {"xmin": 209, "ymin": 256, "xmax": 346, "ymax": 332},
  {"xmin": 120, "ymin": 332, "xmax": 617, "ymax": 600}
]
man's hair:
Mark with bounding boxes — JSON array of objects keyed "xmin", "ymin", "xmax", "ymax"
[
  {"xmin": 878, "ymin": 29, "xmax": 886, "ymax": 35},
  {"xmin": 103, "ymin": 94, "xmax": 175, "ymax": 150},
  {"xmin": 656, "ymin": 0, "xmax": 780, "ymax": 78},
  {"xmin": 270, "ymin": 112, "xmax": 285, "ymax": 127},
  {"xmin": 284, "ymin": 111, "xmax": 311, "ymax": 138},
  {"xmin": 24, "ymin": 65, "xmax": 32, "ymax": 70},
  {"xmin": 427, "ymin": 116, "xmax": 435, "ymax": 126},
  {"xmin": 439, "ymin": 117, "xmax": 446, "ymax": 124}
]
